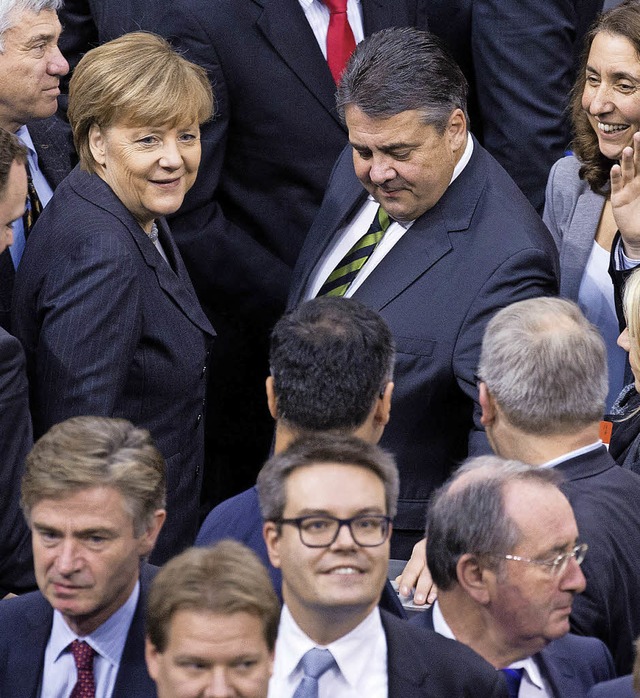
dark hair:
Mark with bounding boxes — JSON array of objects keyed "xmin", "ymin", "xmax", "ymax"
[
  {"xmin": 426, "ymin": 456, "xmax": 561, "ymax": 591},
  {"xmin": 257, "ymin": 433, "xmax": 399, "ymax": 521},
  {"xmin": 336, "ymin": 27, "xmax": 468, "ymax": 133},
  {"xmin": 0, "ymin": 127, "xmax": 26, "ymax": 197},
  {"xmin": 147, "ymin": 541, "xmax": 280, "ymax": 653},
  {"xmin": 269, "ymin": 297, "xmax": 395, "ymax": 431},
  {"xmin": 571, "ymin": 0, "xmax": 640, "ymax": 192}
]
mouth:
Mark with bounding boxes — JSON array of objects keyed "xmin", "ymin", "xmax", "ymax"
[
  {"xmin": 150, "ymin": 177, "xmax": 183, "ymax": 190},
  {"xmin": 596, "ymin": 121, "xmax": 630, "ymax": 134},
  {"xmin": 323, "ymin": 565, "xmax": 366, "ymax": 575}
]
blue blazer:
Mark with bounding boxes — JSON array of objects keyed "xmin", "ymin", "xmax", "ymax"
[
  {"xmin": 12, "ymin": 166, "xmax": 215, "ymax": 563},
  {"xmin": 288, "ymin": 138, "xmax": 559, "ymax": 538},
  {"xmin": 381, "ymin": 610, "xmax": 508, "ymax": 697},
  {"xmin": 556, "ymin": 445, "xmax": 640, "ymax": 675},
  {"xmin": 0, "ymin": 563, "xmax": 157, "ymax": 698},
  {"xmin": 0, "ymin": 327, "xmax": 35, "ymax": 595},
  {"xmin": 412, "ymin": 605, "xmax": 615, "ymax": 697},
  {"xmin": 587, "ymin": 675, "xmax": 635, "ymax": 698}
]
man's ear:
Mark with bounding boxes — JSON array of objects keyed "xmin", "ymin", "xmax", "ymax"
[
  {"xmin": 375, "ymin": 381, "xmax": 394, "ymax": 427},
  {"xmin": 138, "ymin": 509, "xmax": 166, "ymax": 558},
  {"xmin": 266, "ymin": 376, "xmax": 278, "ymax": 420},
  {"xmin": 479, "ymin": 382, "xmax": 497, "ymax": 427},
  {"xmin": 456, "ymin": 553, "xmax": 491, "ymax": 605},
  {"xmin": 446, "ymin": 108, "xmax": 467, "ymax": 153},
  {"xmin": 263, "ymin": 521, "xmax": 282, "ymax": 569}
]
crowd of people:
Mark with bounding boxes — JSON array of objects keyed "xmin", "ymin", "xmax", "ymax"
[{"xmin": 3, "ymin": 0, "xmax": 640, "ymax": 695}]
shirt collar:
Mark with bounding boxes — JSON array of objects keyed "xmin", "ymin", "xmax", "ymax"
[
  {"xmin": 541, "ymin": 440, "xmax": 603, "ymax": 469},
  {"xmin": 450, "ymin": 134, "xmax": 473, "ymax": 185},
  {"xmin": 15, "ymin": 124, "xmax": 40, "ymax": 172},
  {"xmin": 432, "ymin": 600, "xmax": 545, "ymax": 689},
  {"xmin": 49, "ymin": 580, "xmax": 140, "ymax": 668},
  {"xmin": 278, "ymin": 604, "xmax": 385, "ymax": 689}
]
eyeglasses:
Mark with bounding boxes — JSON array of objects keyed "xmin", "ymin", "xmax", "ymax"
[
  {"xmin": 274, "ymin": 514, "xmax": 392, "ymax": 548},
  {"xmin": 489, "ymin": 543, "xmax": 588, "ymax": 576}
]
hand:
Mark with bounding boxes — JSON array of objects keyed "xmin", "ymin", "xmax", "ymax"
[
  {"xmin": 611, "ymin": 131, "xmax": 640, "ymax": 259},
  {"xmin": 394, "ymin": 537, "xmax": 437, "ymax": 605}
]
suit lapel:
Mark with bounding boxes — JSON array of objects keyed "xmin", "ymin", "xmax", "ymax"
[
  {"xmin": 70, "ymin": 170, "xmax": 214, "ymax": 338},
  {"xmin": 13, "ymin": 596, "xmax": 51, "ymax": 697},
  {"xmin": 255, "ymin": 0, "xmax": 341, "ymax": 126},
  {"xmin": 536, "ymin": 645, "xmax": 582, "ymax": 698},
  {"xmin": 27, "ymin": 115, "xmax": 77, "ymax": 189},
  {"xmin": 381, "ymin": 610, "xmax": 431, "ymax": 696}
]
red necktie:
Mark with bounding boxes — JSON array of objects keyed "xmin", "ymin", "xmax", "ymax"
[
  {"xmin": 324, "ymin": 0, "xmax": 356, "ymax": 84},
  {"xmin": 69, "ymin": 640, "xmax": 96, "ymax": 698}
]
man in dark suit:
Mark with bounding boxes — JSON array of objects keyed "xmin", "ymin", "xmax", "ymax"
[
  {"xmin": 289, "ymin": 27, "xmax": 559, "ymax": 558},
  {"xmin": 0, "ymin": 0, "xmax": 74, "ymax": 332},
  {"xmin": 476, "ymin": 297, "xmax": 640, "ymax": 675},
  {"xmin": 0, "ymin": 416, "xmax": 165, "ymax": 697},
  {"xmin": 416, "ymin": 456, "xmax": 615, "ymax": 696},
  {"xmin": 145, "ymin": 0, "xmax": 429, "ymax": 503},
  {"xmin": 426, "ymin": 0, "xmax": 606, "ymax": 213},
  {"xmin": 258, "ymin": 434, "xmax": 508, "ymax": 697},
  {"xmin": 0, "ymin": 128, "xmax": 36, "ymax": 596}
]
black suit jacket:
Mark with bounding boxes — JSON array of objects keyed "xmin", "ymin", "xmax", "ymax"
[
  {"xmin": 0, "ymin": 564, "xmax": 157, "ymax": 697},
  {"xmin": 12, "ymin": 166, "xmax": 215, "ymax": 563},
  {"xmin": 0, "ymin": 327, "xmax": 35, "ymax": 595},
  {"xmin": 556, "ymin": 445, "xmax": 640, "ymax": 675},
  {"xmin": 381, "ymin": 610, "xmax": 508, "ymax": 697},
  {"xmin": 426, "ymin": 0, "xmax": 604, "ymax": 212},
  {"xmin": 413, "ymin": 605, "xmax": 615, "ymax": 697},
  {"xmin": 289, "ymin": 138, "xmax": 559, "ymax": 539},
  {"xmin": 0, "ymin": 115, "xmax": 76, "ymax": 332}
]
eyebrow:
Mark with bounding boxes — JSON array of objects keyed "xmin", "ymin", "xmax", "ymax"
[
  {"xmin": 290, "ymin": 507, "xmax": 386, "ymax": 517},
  {"xmin": 32, "ymin": 523, "xmax": 116, "ymax": 537}
]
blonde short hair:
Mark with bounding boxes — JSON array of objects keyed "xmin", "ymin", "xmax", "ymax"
[{"xmin": 68, "ymin": 32, "xmax": 214, "ymax": 172}]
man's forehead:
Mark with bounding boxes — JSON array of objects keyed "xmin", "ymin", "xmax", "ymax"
[
  {"xmin": 31, "ymin": 486, "xmax": 134, "ymax": 525},
  {"xmin": 4, "ymin": 8, "xmax": 62, "ymax": 40}
]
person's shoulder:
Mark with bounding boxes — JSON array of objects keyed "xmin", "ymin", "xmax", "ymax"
[
  {"xmin": 545, "ymin": 633, "xmax": 613, "ymax": 667},
  {"xmin": 196, "ymin": 487, "xmax": 261, "ymax": 546},
  {"xmin": 0, "ymin": 589, "xmax": 50, "ymax": 624},
  {"xmin": 586, "ymin": 674, "xmax": 635, "ymax": 698}
]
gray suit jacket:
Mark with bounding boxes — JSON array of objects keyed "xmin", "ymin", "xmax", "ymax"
[{"xmin": 543, "ymin": 154, "xmax": 606, "ymax": 300}]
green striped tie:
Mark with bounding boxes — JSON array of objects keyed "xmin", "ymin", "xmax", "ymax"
[{"xmin": 317, "ymin": 206, "xmax": 390, "ymax": 297}]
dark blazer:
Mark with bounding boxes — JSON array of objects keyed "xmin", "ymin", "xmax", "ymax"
[
  {"xmin": 0, "ymin": 563, "xmax": 157, "ymax": 697},
  {"xmin": 587, "ymin": 675, "xmax": 636, "ymax": 698},
  {"xmin": 426, "ymin": 0, "xmax": 604, "ymax": 212},
  {"xmin": 146, "ymin": 0, "xmax": 429, "ymax": 494},
  {"xmin": 196, "ymin": 484, "xmax": 406, "ymax": 618},
  {"xmin": 11, "ymin": 166, "xmax": 215, "ymax": 564},
  {"xmin": 413, "ymin": 605, "xmax": 615, "ymax": 697},
  {"xmin": 381, "ymin": 610, "xmax": 508, "ymax": 697},
  {"xmin": 0, "ymin": 327, "xmax": 36, "ymax": 595},
  {"xmin": 0, "ymin": 115, "xmax": 76, "ymax": 333},
  {"xmin": 289, "ymin": 138, "xmax": 559, "ymax": 543},
  {"xmin": 555, "ymin": 445, "xmax": 640, "ymax": 675}
]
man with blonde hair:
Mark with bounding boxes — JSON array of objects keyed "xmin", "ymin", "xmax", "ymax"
[
  {"xmin": 0, "ymin": 415, "xmax": 166, "ymax": 697},
  {"xmin": 146, "ymin": 541, "xmax": 279, "ymax": 698}
]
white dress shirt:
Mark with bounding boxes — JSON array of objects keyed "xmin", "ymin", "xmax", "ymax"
[
  {"xmin": 269, "ymin": 605, "xmax": 387, "ymax": 697},
  {"xmin": 10, "ymin": 125, "xmax": 54, "ymax": 269},
  {"xmin": 305, "ymin": 135, "xmax": 475, "ymax": 300},
  {"xmin": 298, "ymin": 0, "xmax": 365, "ymax": 57},
  {"xmin": 40, "ymin": 582, "xmax": 140, "ymax": 698},
  {"xmin": 432, "ymin": 600, "xmax": 552, "ymax": 698},
  {"xmin": 541, "ymin": 440, "xmax": 603, "ymax": 469}
]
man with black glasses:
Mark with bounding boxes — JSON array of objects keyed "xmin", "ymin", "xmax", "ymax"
[{"xmin": 258, "ymin": 434, "xmax": 508, "ymax": 698}]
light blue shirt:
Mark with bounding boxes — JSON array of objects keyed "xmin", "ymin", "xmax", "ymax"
[
  {"xmin": 40, "ymin": 581, "xmax": 140, "ymax": 698},
  {"xmin": 10, "ymin": 125, "xmax": 54, "ymax": 269}
]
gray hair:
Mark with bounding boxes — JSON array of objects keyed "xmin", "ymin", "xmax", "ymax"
[
  {"xmin": 426, "ymin": 455, "xmax": 561, "ymax": 590},
  {"xmin": 257, "ymin": 433, "xmax": 399, "ymax": 521},
  {"xmin": 22, "ymin": 415, "xmax": 166, "ymax": 535},
  {"xmin": 0, "ymin": 0, "xmax": 62, "ymax": 51},
  {"xmin": 336, "ymin": 27, "xmax": 468, "ymax": 133},
  {"xmin": 478, "ymin": 297, "xmax": 607, "ymax": 434}
]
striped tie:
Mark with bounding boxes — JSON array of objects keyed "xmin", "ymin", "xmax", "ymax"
[{"xmin": 317, "ymin": 206, "xmax": 390, "ymax": 297}]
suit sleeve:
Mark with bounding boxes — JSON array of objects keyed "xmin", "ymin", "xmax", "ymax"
[
  {"xmin": 153, "ymin": 4, "xmax": 291, "ymax": 320},
  {"xmin": 471, "ymin": 0, "xmax": 575, "ymax": 212},
  {"xmin": 0, "ymin": 332, "xmax": 35, "ymax": 595},
  {"xmin": 455, "ymin": 246, "xmax": 559, "ymax": 454},
  {"xmin": 32, "ymin": 232, "xmax": 142, "ymax": 434}
]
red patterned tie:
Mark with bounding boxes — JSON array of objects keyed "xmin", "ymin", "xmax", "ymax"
[
  {"xmin": 323, "ymin": 0, "xmax": 356, "ymax": 84},
  {"xmin": 69, "ymin": 640, "xmax": 96, "ymax": 698}
]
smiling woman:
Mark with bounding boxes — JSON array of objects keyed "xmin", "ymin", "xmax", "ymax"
[
  {"xmin": 11, "ymin": 32, "xmax": 216, "ymax": 564},
  {"xmin": 542, "ymin": 2, "xmax": 640, "ymax": 410}
]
